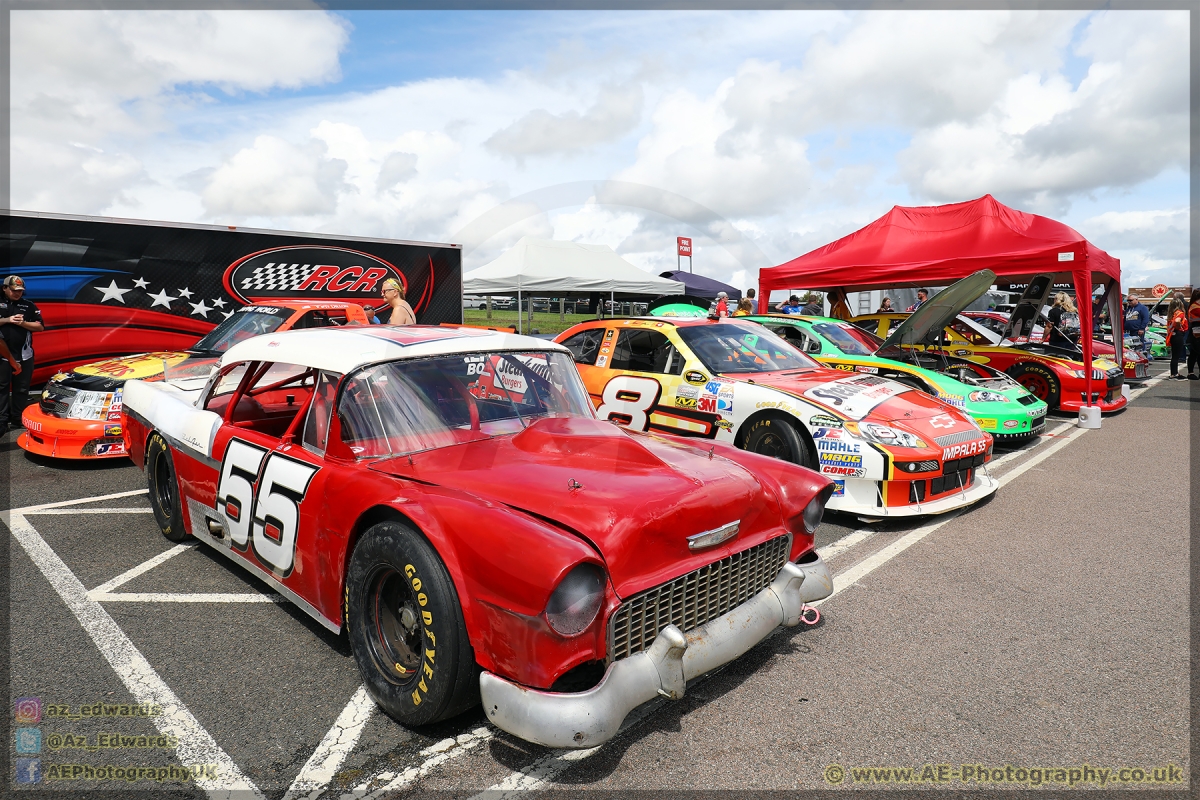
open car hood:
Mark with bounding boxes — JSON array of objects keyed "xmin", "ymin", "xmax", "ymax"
[
  {"xmin": 879, "ymin": 269, "xmax": 996, "ymax": 351},
  {"xmin": 999, "ymin": 274, "xmax": 1057, "ymax": 343}
]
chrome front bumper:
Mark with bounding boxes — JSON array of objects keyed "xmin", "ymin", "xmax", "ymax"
[{"xmin": 479, "ymin": 553, "xmax": 833, "ymax": 749}]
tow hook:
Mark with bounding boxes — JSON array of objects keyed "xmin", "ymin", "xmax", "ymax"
[{"xmin": 798, "ymin": 605, "xmax": 821, "ymax": 626}]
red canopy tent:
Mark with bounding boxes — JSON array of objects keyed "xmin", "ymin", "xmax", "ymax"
[{"xmin": 759, "ymin": 194, "xmax": 1124, "ymax": 412}]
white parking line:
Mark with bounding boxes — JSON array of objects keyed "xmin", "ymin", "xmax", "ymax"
[
  {"xmin": 345, "ymin": 727, "xmax": 494, "ymax": 800},
  {"xmin": 89, "ymin": 592, "xmax": 285, "ymax": 603},
  {"xmin": 283, "ymin": 685, "xmax": 376, "ymax": 800},
  {"xmin": 10, "ymin": 488, "xmax": 148, "ymax": 515},
  {"xmin": 27, "ymin": 507, "xmax": 155, "ymax": 515},
  {"xmin": 4, "ymin": 510, "xmax": 263, "ymax": 800},
  {"xmin": 88, "ymin": 543, "xmax": 196, "ymax": 595}
]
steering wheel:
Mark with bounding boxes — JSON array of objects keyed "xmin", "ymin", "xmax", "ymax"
[{"xmin": 449, "ymin": 378, "xmax": 481, "ymax": 431}]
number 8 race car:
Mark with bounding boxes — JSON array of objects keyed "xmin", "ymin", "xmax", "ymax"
[
  {"xmin": 554, "ymin": 317, "xmax": 997, "ymax": 518},
  {"xmin": 121, "ymin": 324, "xmax": 836, "ymax": 748}
]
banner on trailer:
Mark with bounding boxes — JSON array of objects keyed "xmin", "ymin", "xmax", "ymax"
[{"xmin": 3, "ymin": 213, "xmax": 462, "ymax": 383}]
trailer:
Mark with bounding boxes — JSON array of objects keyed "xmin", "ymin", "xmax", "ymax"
[{"xmin": 3, "ymin": 211, "xmax": 462, "ymax": 384}]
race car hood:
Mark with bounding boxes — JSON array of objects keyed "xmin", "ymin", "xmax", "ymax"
[
  {"xmin": 726, "ymin": 369, "xmax": 955, "ymax": 424},
  {"xmin": 879, "ymin": 269, "xmax": 996, "ymax": 351},
  {"xmin": 1000, "ymin": 274, "xmax": 1056, "ymax": 343},
  {"xmin": 370, "ymin": 416, "xmax": 799, "ymax": 598},
  {"xmin": 49, "ymin": 351, "xmax": 195, "ymax": 392}
]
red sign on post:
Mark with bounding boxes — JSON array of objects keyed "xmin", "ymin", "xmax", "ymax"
[
  {"xmin": 677, "ymin": 237, "xmax": 692, "ymax": 256},
  {"xmin": 1152, "ymin": 283, "xmax": 1168, "ymax": 297}
]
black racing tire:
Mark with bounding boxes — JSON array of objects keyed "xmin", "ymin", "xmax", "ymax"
[
  {"xmin": 741, "ymin": 414, "xmax": 816, "ymax": 470},
  {"xmin": 146, "ymin": 433, "xmax": 188, "ymax": 542},
  {"xmin": 1008, "ymin": 363, "xmax": 1062, "ymax": 410},
  {"xmin": 345, "ymin": 520, "xmax": 479, "ymax": 727}
]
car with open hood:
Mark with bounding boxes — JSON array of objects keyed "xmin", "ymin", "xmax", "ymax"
[
  {"xmin": 850, "ymin": 273, "xmax": 1128, "ymax": 414},
  {"xmin": 745, "ymin": 309, "xmax": 1048, "ymax": 444},
  {"xmin": 20, "ymin": 301, "xmax": 371, "ymax": 459},
  {"xmin": 961, "ymin": 310, "xmax": 1149, "ymax": 382},
  {"xmin": 120, "ymin": 324, "xmax": 835, "ymax": 749},
  {"xmin": 555, "ymin": 316, "xmax": 997, "ymax": 518}
]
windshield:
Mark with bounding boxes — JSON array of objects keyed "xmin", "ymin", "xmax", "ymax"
[
  {"xmin": 677, "ymin": 322, "xmax": 820, "ymax": 374},
  {"xmin": 950, "ymin": 316, "xmax": 1002, "ymax": 345},
  {"xmin": 190, "ymin": 307, "xmax": 293, "ymax": 354},
  {"xmin": 337, "ymin": 350, "xmax": 593, "ymax": 458},
  {"xmin": 811, "ymin": 322, "xmax": 882, "ymax": 356}
]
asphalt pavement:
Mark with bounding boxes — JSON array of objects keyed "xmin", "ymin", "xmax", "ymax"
[{"xmin": 4, "ymin": 368, "xmax": 1194, "ymax": 796}]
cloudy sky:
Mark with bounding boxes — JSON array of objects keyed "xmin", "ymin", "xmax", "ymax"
[{"xmin": 11, "ymin": 8, "xmax": 1190, "ymax": 296}]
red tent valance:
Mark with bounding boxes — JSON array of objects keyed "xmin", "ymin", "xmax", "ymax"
[{"xmin": 759, "ymin": 194, "xmax": 1123, "ymax": 412}]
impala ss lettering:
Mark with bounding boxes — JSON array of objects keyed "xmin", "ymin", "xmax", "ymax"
[{"xmin": 942, "ymin": 439, "xmax": 988, "ymax": 459}]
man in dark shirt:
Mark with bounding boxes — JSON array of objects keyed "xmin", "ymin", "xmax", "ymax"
[
  {"xmin": 0, "ymin": 276, "xmax": 44, "ymax": 431},
  {"xmin": 1124, "ymin": 294, "xmax": 1150, "ymax": 358}
]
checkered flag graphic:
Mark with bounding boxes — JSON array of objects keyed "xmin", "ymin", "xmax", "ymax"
[{"xmin": 239, "ymin": 262, "xmax": 316, "ymax": 291}]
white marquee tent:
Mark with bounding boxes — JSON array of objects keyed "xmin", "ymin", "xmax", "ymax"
[{"xmin": 463, "ymin": 238, "xmax": 684, "ymax": 297}]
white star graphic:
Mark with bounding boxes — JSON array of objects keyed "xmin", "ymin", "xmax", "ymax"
[
  {"xmin": 133, "ymin": 277, "xmax": 149, "ymax": 289},
  {"xmin": 178, "ymin": 287, "xmax": 194, "ymax": 299},
  {"xmin": 189, "ymin": 299, "xmax": 212, "ymax": 318},
  {"xmin": 95, "ymin": 280, "xmax": 131, "ymax": 304},
  {"xmin": 212, "ymin": 297, "xmax": 227, "ymax": 309},
  {"xmin": 221, "ymin": 310, "xmax": 235, "ymax": 319},
  {"xmin": 147, "ymin": 288, "xmax": 176, "ymax": 309}
]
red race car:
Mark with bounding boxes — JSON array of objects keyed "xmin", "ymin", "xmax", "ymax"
[
  {"xmin": 122, "ymin": 325, "xmax": 835, "ymax": 748},
  {"xmin": 21, "ymin": 301, "xmax": 371, "ymax": 459},
  {"xmin": 961, "ymin": 310, "xmax": 1149, "ymax": 383}
]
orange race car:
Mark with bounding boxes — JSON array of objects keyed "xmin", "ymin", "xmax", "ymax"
[{"xmin": 20, "ymin": 301, "xmax": 370, "ymax": 459}]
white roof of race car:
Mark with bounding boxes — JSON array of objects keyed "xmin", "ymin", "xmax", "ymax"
[{"xmin": 218, "ymin": 325, "xmax": 568, "ymax": 375}]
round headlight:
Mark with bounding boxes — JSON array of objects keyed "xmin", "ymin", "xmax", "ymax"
[
  {"xmin": 801, "ymin": 495, "xmax": 826, "ymax": 534},
  {"xmin": 545, "ymin": 564, "xmax": 605, "ymax": 637}
]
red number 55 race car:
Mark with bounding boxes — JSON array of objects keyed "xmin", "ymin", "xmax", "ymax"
[{"xmin": 122, "ymin": 325, "xmax": 835, "ymax": 748}]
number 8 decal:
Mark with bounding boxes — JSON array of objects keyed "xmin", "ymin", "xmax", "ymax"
[
  {"xmin": 596, "ymin": 375, "xmax": 662, "ymax": 431},
  {"xmin": 218, "ymin": 439, "xmax": 319, "ymax": 577}
]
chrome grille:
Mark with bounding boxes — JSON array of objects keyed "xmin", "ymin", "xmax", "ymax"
[
  {"xmin": 606, "ymin": 535, "xmax": 791, "ymax": 662},
  {"xmin": 934, "ymin": 430, "xmax": 981, "ymax": 447}
]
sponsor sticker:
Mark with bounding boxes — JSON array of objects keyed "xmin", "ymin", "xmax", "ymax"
[
  {"xmin": 596, "ymin": 356, "xmax": 608, "ymax": 368},
  {"xmin": 104, "ymin": 424, "xmax": 123, "ymax": 437},
  {"xmin": 820, "ymin": 464, "xmax": 866, "ymax": 477},
  {"xmin": 802, "ymin": 374, "xmax": 911, "ymax": 421},
  {"xmin": 809, "ymin": 414, "xmax": 843, "ymax": 428},
  {"xmin": 942, "ymin": 439, "xmax": 988, "ymax": 459},
  {"xmin": 855, "ymin": 365, "xmax": 879, "ymax": 374},
  {"xmin": 1028, "ymin": 407, "xmax": 1046, "ymax": 418},
  {"xmin": 675, "ymin": 396, "xmax": 698, "ymax": 409},
  {"xmin": 820, "ymin": 452, "xmax": 863, "ymax": 466},
  {"xmin": 830, "ymin": 479, "xmax": 845, "ymax": 497},
  {"xmin": 812, "ymin": 427, "xmax": 843, "ymax": 440},
  {"xmin": 816, "ymin": 439, "xmax": 861, "ymax": 454},
  {"xmin": 675, "ymin": 385, "xmax": 699, "ymax": 400},
  {"xmin": 604, "ymin": 329, "xmax": 615, "ymax": 339},
  {"xmin": 1003, "ymin": 419, "xmax": 1020, "ymax": 429},
  {"xmin": 715, "ymin": 419, "xmax": 733, "ymax": 430},
  {"xmin": 94, "ymin": 442, "xmax": 126, "ymax": 456},
  {"xmin": 684, "ymin": 370, "xmax": 708, "ymax": 385},
  {"xmin": 978, "ymin": 418, "xmax": 997, "ymax": 430}
]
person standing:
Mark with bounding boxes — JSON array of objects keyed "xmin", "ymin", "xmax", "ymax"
[
  {"xmin": 371, "ymin": 278, "xmax": 417, "ymax": 325},
  {"xmin": 732, "ymin": 297, "xmax": 753, "ymax": 316},
  {"xmin": 877, "ymin": 296, "xmax": 894, "ymax": 313},
  {"xmin": 800, "ymin": 293, "xmax": 823, "ymax": 316},
  {"xmin": 906, "ymin": 288, "xmax": 929, "ymax": 312},
  {"xmin": 1124, "ymin": 293, "xmax": 1150, "ymax": 359},
  {"xmin": 1187, "ymin": 288, "xmax": 1200, "ymax": 380},
  {"xmin": 745, "ymin": 288, "xmax": 757, "ymax": 314},
  {"xmin": 1046, "ymin": 292, "xmax": 1078, "ymax": 348},
  {"xmin": 778, "ymin": 294, "xmax": 803, "ymax": 314},
  {"xmin": 828, "ymin": 288, "xmax": 851, "ymax": 320},
  {"xmin": 1164, "ymin": 294, "xmax": 1189, "ymax": 379},
  {"xmin": 0, "ymin": 276, "xmax": 44, "ymax": 432}
]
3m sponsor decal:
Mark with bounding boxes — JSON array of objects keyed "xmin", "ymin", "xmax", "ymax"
[
  {"xmin": 942, "ymin": 439, "xmax": 988, "ymax": 459},
  {"xmin": 802, "ymin": 374, "xmax": 910, "ymax": 420},
  {"xmin": 830, "ymin": 479, "xmax": 845, "ymax": 497},
  {"xmin": 684, "ymin": 370, "xmax": 708, "ymax": 385},
  {"xmin": 978, "ymin": 418, "xmax": 997, "ymax": 430},
  {"xmin": 809, "ymin": 414, "xmax": 843, "ymax": 428}
]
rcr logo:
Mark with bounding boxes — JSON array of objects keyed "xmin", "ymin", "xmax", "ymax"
[{"xmin": 223, "ymin": 245, "xmax": 428, "ymax": 307}]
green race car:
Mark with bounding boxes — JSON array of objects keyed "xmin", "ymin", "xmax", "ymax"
[{"xmin": 746, "ymin": 313, "xmax": 1049, "ymax": 444}]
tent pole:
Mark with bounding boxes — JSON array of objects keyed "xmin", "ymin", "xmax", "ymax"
[
  {"xmin": 517, "ymin": 289, "xmax": 522, "ymax": 335},
  {"xmin": 611, "ymin": 291, "xmax": 615, "ymax": 318}
]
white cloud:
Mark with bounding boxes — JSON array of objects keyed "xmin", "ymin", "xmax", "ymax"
[
  {"xmin": 485, "ymin": 83, "xmax": 644, "ymax": 160},
  {"xmin": 202, "ymin": 135, "xmax": 348, "ymax": 217}
]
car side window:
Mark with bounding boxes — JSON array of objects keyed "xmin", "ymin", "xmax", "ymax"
[
  {"xmin": 560, "ymin": 328, "xmax": 604, "ymax": 365},
  {"xmin": 227, "ymin": 362, "xmax": 318, "ymax": 438},
  {"xmin": 204, "ymin": 363, "xmax": 249, "ymax": 413},
  {"xmin": 291, "ymin": 310, "xmax": 345, "ymax": 329},
  {"xmin": 948, "ymin": 321, "xmax": 990, "ymax": 345},
  {"xmin": 610, "ymin": 329, "xmax": 685, "ymax": 375},
  {"xmin": 798, "ymin": 331, "xmax": 822, "ymax": 354},
  {"xmin": 301, "ymin": 371, "xmax": 342, "ymax": 455}
]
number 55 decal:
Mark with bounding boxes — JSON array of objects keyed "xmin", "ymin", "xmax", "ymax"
[
  {"xmin": 217, "ymin": 439, "xmax": 319, "ymax": 577},
  {"xmin": 595, "ymin": 375, "xmax": 662, "ymax": 431}
]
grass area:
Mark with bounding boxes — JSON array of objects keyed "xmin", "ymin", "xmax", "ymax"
[{"xmin": 463, "ymin": 309, "xmax": 597, "ymax": 335}]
